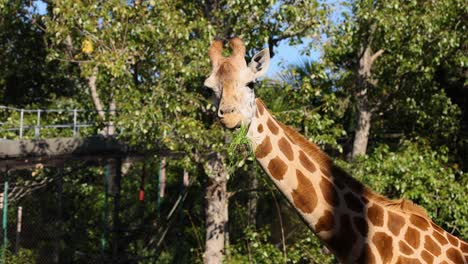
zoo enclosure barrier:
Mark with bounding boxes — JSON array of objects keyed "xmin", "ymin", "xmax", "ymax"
[{"xmin": 0, "ymin": 105, "xmax": 118, "ymax": 139}]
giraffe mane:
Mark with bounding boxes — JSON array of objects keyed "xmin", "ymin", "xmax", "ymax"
[
  {"xmin": 376, "ymin": 198, "xmax": 429, "ymax": 218},
  {"xmin": 268, "ymin": 103, "xmax": 429, "ymax": 219}
]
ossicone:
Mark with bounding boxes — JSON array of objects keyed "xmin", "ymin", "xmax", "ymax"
[{"xmin": 208, "ymin": 37, "xmax": 246, "ymax": 66}]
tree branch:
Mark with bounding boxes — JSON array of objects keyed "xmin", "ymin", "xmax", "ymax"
[
  {"xmin": 370, "ymin": 49, "xmax": 384, "ymax": 64},
  {"xmin": 229, "ymin": 187, "xmax": 268, "ymax": 199},
  {"xmin": 88, "ymin": 66, "xmax": 106, "ymax": 119},
  {"xmin": 271, "ymin": 190, "xmax": 287, "ymax": 262}
]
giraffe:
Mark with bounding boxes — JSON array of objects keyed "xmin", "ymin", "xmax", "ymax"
[{"xmin": 203, "ymin": 37, "xmax": 468, "ymax": 264}]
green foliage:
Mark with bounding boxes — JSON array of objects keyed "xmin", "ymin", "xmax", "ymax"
[
  {"xmin": 395, "ymin": 90, "xmax": 461, "ymax": 145},
  {"xmin": 0, "ymin": 247, "xmax": 37, "ymax": 264},
  {"xmin": 227, "ymin": 124, "xmax": 253, "ymax": 175},
  {"xmin": 324, "ymin": 0, "xmax": 466, "ymax": 157},
  {"xmin": 229, "ymin": 226, "xmax": 284, "ymax": 264},
  {"xmin": 340, "ymin": 140, "xmax": 468, "ymax": 239},
  {"xmin": 228, "ymin": 226, "xmax": 334, "ymax": 264},
  {"xmin": 257, "ymin": 61, "xmax": 347, "ymax": 152}
]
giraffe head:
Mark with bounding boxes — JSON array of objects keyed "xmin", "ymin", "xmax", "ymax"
[{"xmin": 204, "ymin": 37, "xmax": 270, "ymax": 128}]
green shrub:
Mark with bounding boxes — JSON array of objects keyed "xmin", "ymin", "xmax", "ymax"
[{"xmin": 340, "ymin": 140, "xmax": 468, "ymax": 239}]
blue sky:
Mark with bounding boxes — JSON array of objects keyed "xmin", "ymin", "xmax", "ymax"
[{"xmin": 266, "ymin": 40, "xmax": 321, "ymax": 77}]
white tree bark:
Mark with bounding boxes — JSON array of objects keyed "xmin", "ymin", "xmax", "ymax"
[
  {"xmin": 351, "ymin": 45, "xmax": 383, "ymax": 159},
  {"xmin": 88, "ymin": 66, "xmax": 105, "ymax": 120},
  {"xmin": 352, "ymin": 105, "xmax": 372, "ymax": 159}
]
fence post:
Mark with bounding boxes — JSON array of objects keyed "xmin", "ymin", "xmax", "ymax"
[
  {"xmin": 0, "ymin": 193, "xmax": 2, "ymax": 250},
  {"xmin": 101, "ymin": 164, "xmax": 109, "ymax": 258},
  {"xmin": 2, "ymin": 170, "xmax": 9, "ymax": 263},
  {"xmin": 15, "ymin": 207, "xmax": 21, "ymax": 255},
  {"xmin": 53, "ymin": 167, "xmax": 63, "ymax": 263},
  {"xmin": 112, "ymin": 158, "xmax": 122, "ymax": 262},
  {"xmin": 19, "ymin": 109, "xmax": 24, "ymax": 139},
  {"xmin": 156, "ymin": 158, "xmax": 166, "ymax": 217},
  {"xmin": 73, "ymin": 109, "xmax": 77, "ymax": 137},
  {"xmin": 35, "ymin": 110, "xmax": 41, "ymax": 138}
]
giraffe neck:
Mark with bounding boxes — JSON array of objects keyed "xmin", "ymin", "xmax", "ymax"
[{"xmin": 246, "ymin": 98, "xmax": 468, "ymax": 263}]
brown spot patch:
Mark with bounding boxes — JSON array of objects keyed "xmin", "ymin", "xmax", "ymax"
[
  {"xmin": 325, "ymin": 215, "xmax": 357, "ymax": 260},
  {"xmin": 315, "ymin": 210, "xmax": 334, "ymax": 233},
  {"xmin": 399, "ymin": 241, "xmax": 414, "ymax": 255},
  {"xmin": 321, "ymin": 168, "xmax": 331, "ymax": 178},
  {"xmin": 291, "ymin": 170, "xmax": 317, "ymax": 214},
  {"xmin": 405, "ymin": 227, "xmax": 420, "ymax": 249},
  {"xmin": 373, "ymin": 232, "xmax": 394, "ymax": 263},
  {"xmin": 446, "ymin": 232, "xmax": 458, "ymax": 247},
  {"xmin": 433, "ymin": 230, "xmax": 448, "ymax": 246},
  {"xmin": 267, "ymin": 118, "xmax": 279, "ymax": 135},
  {"xmin": 446, "ymin": 248, "xmax": 463, "ymax": 264},
  {"xmin": 299, "ymin": 151, "xmax": 316, "ymax": 173},
  {"xmin": 388, "ymin": 211, "xmax": 405, "ymax": 236},
  {"xmin": 344, "ymin": 192, "xmax": 364, "ymax": 213},
  {"xmin": 256, "ymin": 99, "xmax": 265, "ymax": 115},
  {"xmin": 278, "ymin": 137, "xmax": 294, "ymax": 161},
  {"xmin": 409, "ymin": 214, "xmax": 429, "ymax": 231},
  {"xmin": 356, "ymin": 243, "xmax": 375, "ymax": 264},
  {"xmin": 461, "ymin": 241, "xmax": 468, "ymax": 251},
  {"xmin": 267, "ymin": 157, "xmax": 287, "ymax": 181},
  {"xmin": 395, "ymin": 256, "xmax": 421, "ymax": 264},
  {"xmin": 257, "ymin": 124, "xmax": 263, "ymax": 133},
  {"xmin": 255, "ymin": 136, "xmax": 272, "ymax": 159},
  {"xmin": 424, "ymin": 236, "xmax": 441, "ymax": 255},
  {"xmin": 320, "ymin": 177, "xmax": 340, "ymax": 207},
  {"xmin": 431, "ymin": 222, "xmax": 445, "ymax": 233},
  {"xmin": 361, "ymin": 196, "xmax": 369, "ymax": 204},
  {"xmin": 353, "ymin": 216, "xmax": 368, "ymax": 237},
  {"xmin": 421, "ymin": 250, "xmax": 434, "ymax": 264},
  {"xmin": 447, "ymin": 233, "xmax": 459, "ymax": 247},
  {"xmin": 368, "ymin": 204, "xmax": 384, "ymax": 227},
  {"xmin": 334, "ymin": 179, "xmax": 345, "ymax": 190},
  {"xmin": 333, "ymin": 165, "xmax": 364, "ymax": 192}
]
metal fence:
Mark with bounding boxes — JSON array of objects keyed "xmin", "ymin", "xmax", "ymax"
[
  {"xmin": 0, "ymin": 106, "xmax": 116, "ymax": 139},
  {"xmin": 0, "ymin": 161, "xmax": 189, "ymax": 264}
]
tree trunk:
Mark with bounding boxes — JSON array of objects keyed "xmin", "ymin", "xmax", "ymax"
[
  {"xmin": 248, "ymin": 171, "xmax": 258, "ymax": 227},
  {"xmin": 351, "ymin": 103, "xmax": 372, "ymax": 159},
  {"xmin": 203, "ymin": 153, "xmax": 229, "ymax": 264},
  {"xmin": 351, "ymin": 45, "xmax": 383, "ymax": 159}
]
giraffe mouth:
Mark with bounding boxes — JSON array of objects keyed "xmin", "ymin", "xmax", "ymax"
[{"xmin": 220, "ymin": 113, "xmax": 244, "ymax": 129}]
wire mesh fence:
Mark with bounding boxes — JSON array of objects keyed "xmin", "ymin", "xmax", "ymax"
[
  {"xmin": 0, "ymin": 105, "xmax": 190, "ymax": 263},
  {"xmin": 0, "ymin": 159, "xmax": 189, "ymax": 264}
]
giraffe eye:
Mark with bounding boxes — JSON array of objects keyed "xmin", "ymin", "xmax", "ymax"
[{"xmin": 246, "ymin": 81, "xmax": 255, "ymax": 89}]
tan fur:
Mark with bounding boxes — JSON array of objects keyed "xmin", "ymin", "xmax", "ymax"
[
  {"xmin": 217, "ymin": 62, "xmax": 237, "ymax": 81},
  {"xmin": 229, "ymin": 37, "xmax": 246, "ymax": 59},
  {"xmin": 208, "ymin": 39, "xmax": 223, "ymax": 66}
]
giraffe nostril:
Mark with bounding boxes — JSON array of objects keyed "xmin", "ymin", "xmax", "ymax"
[{"xmin": 218, "ymin": 107, "xmax": 235, "ymax": 117}]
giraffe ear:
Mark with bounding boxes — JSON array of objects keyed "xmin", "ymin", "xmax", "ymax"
[{"xmin": 248, "ymin": 48, "xmax": 270, "ymax": 79}]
